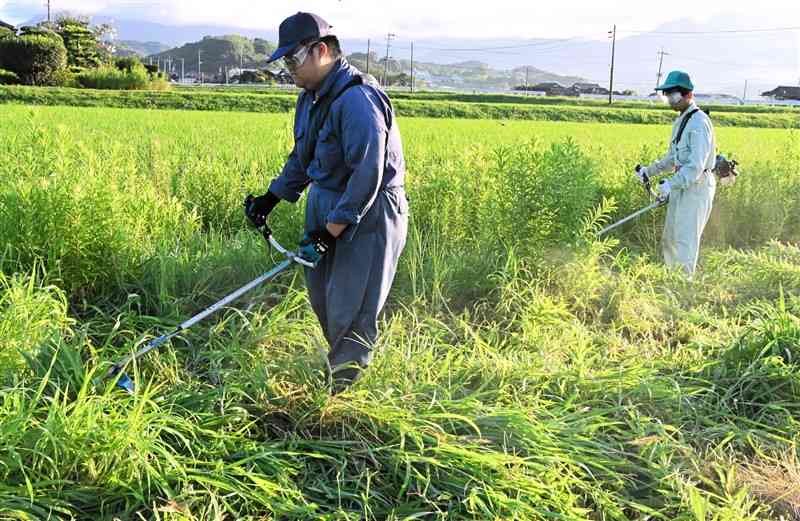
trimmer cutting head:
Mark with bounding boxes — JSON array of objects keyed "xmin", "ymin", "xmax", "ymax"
[
  {"xmin": 107, "ymin": 364, "xmax": 135, "ymax": 393},
  {"xmin": 117, "ymin": 373, "xmax": 135, "ymax": 393}
]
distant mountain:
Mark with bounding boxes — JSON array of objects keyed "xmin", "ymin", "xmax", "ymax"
[
  {"xmin": 147, "ymin": 35, "xmax": 276, "ymax": 77},
  {"xmin": 7, "ymin": 11, "xmax": 795, "ymax": 96},
  {"xmin": 116, "ymin": 40, "xmax": 171, "ymax": 57},
  {"xmin": 95, "ymin": 16, "xmax": 275, "ymax": 47},
  {"xmin": 380, "ymin": 18, "xmax": 797, "ymax": 97},
  {"xmin": 346, "ymin": 53, "xmax": 585, "ymax": 91},
  {"xmin": 449, "ymin": 61, "xmax": 491, "ymax": 70}
]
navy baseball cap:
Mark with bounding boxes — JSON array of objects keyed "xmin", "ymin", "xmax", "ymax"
[{"xmin": 268, "ymin": 12, "xmax": 334, "ymax": 64}]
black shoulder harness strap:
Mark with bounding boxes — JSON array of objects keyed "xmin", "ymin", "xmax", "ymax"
[{"xmin": 673, "ymin": 108, "xmax": 702, "ymax": 145}]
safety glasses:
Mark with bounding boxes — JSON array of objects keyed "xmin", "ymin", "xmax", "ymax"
[{"xmin": 283, "ymin": 41, "xmax": 319, "ymax": 69}]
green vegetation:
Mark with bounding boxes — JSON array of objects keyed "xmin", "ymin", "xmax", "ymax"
[
  {"xmin": 1, "ymin": 105, "xmax": 799, "ymax": 519},
  {"xmin": 0, "ymin": 68, "xmax": 20, "ymax": 84},
  {"xmin": 173, "ymin": 83, "xmax": 798, "ymax": 115},
  {"xmin": 1, "ymin": 85, "xmax": 797, "ymax": 128},
  {"xmin": 0, "ymin": 17, "xmax": 163, "ymax": 90},
  {"xmin": 174, "ymin": 83, "xmax": 798, "ymax": 116},
  {"xmin": 387, "ymin": 89, "xmax": 800, "ymax": 114},
  {"xmin": 75, "ymin": 58, "xmax": 169, "ymax": 90},
  {"xmin": 50, "ymin": 15, "xmax": 113, "ymax": 70},
  {"xmin": 0, "ymin": 85, "xmax": 296, "ymax": 111},
  {"xmin": 0, "ymin": 31, "xmax": 68, "ymax": 86},
  {"xmin": 146, "ymin": 34, "xmax": 277, "ymax": 79}
]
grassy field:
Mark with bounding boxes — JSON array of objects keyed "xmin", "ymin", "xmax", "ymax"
[
  {"xmin": 1, "ymin": 104, "xmax": 800, "ymax": 520},
  {"xmin": 174, "ymin": 84, "xmax": 800, "ymax": 115},
  {"xmin": 2, "ymin": 85, "xmax": 799, "ymax": 128}
]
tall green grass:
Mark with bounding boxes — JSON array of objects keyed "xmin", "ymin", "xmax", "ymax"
[
  {"xmin": 1, "ymin": 105, "xmax": 799, "ymax": 519},
  {"xmin": 76, "ymin": 64, "xmax": 170, "ymax": 91}
]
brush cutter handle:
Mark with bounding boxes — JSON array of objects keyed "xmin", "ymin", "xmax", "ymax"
[
  {"xmin": 635, "ymin": 165, "xmax": 658, "ymax": 198},
  {"xmin": 261, "ymin": 227, "xmax": 316, "ymax": 268},
  {"xmin": 642, "ymin": 171, "xmax": 653, "ymax": 196}
]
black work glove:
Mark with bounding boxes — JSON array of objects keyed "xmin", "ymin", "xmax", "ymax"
[
  {"xmin": 244, "ymin": 191, "xmax": 280, "ymax": 228},
  {"xmin": 298, "ymin": 228, "xmax": 337, "ymax": 265}
]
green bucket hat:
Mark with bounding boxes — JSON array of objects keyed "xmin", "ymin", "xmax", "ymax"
[{"xmin": 656, "ymin": 70, "xmax": 694, "ymax": 92}]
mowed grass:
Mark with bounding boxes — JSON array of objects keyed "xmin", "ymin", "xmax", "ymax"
[{"xmin": 1, "ymin": 105, "xmax": 800, "ymax": 520}]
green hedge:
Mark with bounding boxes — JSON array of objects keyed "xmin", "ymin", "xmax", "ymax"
[
  {"xmin": 0, "ymin": 34, "xmax": 68, "ymax": 86},
  {"xmin": 0, "ymin": 69, "xmax": 19, "ymax": 85},
  {"xmin": 76, "ymin": 63, "xmax": 169, "ymax": 91},
  {"xmin": 0, "ymin": 85, "xmax": 796, "ymax": 129}
]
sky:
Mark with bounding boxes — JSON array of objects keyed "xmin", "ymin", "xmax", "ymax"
[
  {"xmin": 2, "ymin": 0, "xmax": 798, "ymax": 95},
  {"xmin": 2, "ymin": 0, "xmax": 799, "ymax": 40}
]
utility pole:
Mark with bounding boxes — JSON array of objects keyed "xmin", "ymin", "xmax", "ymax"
[
  {"xmin": 181, "ymin": 58, "xmax": 184, "ymax": 83},
  {"xmin": 656, "ymin": 48, "xmax": 670, "ymax": 90},
  {"xmin": 366, "ymin": 39, "xmax": 371, "ymax": 75},
  {"xmin": 525, "ymin": 66, "xmax": 530, "ymax": 95},
  {"xmin": 410, "ymin": 41, "xmax": 414, "ymax": 92},
  {"xmin": 46, "ymin": 0, "xmax": 51, "ymax": 24},
  {"xmin": 383, "ymin": 32, "xmax": 395, "ymax": 87},
  {"xmin": 608, "ymin": 24, "xmax": 616, "ymax": 105},
  {"xmin": 743, "ymin": 80, "xmax": 748, "ymax": 102},
  {"xmin": 198, "ymin": 50, "xmax": 202, "ymax": 84}
]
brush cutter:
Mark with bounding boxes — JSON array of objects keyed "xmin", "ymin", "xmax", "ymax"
[
  {"xmin": 596, "ymin": 196, "xmax": 667, "ymax": 238},
  {"xmin": 635, "ymin": 164, "xmax": 659, "ymax": 199},
  {"xmin": 105, "ymin": 227, "xmax": 314, "ymax": 394},
  {"xmin": 595, "ymin": 165, "xmax": 669, "ymax": 238}
]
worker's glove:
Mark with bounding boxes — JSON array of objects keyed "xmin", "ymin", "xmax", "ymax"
[
  {"xmin": 298, "ymin": 228, "xmax": 336, "ymax": 265},
  {"xmin": 657, "ymin": 179, "xmax": 671, "ymax": 203},
  {"xmin": 244, "ymin": 191, "xmax": 280, "ymax": 228},
  {"xmin": 634, "ymin": 164, "xmax": 649, "ymax": 184}
]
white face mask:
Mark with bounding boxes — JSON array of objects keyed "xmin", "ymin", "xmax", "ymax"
[{"xmin": 666, "ymin": 91, "xmax": 684, "ymax": 107}]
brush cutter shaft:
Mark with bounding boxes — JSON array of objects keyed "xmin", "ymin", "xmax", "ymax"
[
  {"xmin": 181, "ymin": 259, "xmax": 292, "ymax": 329},
  {"xmin": 106, "ymin": 231, "xmax": 309, "ymax": 387},
  {"xmin": 111, "ymin": 259, "xmax": 293, "ymax": 373},
  {"xmin": 597, "ymin": 200, "xmax": 665, "ymax": 237}
]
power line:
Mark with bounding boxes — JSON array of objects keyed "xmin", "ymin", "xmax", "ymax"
[
  {"xmin": 668, "ymin": 54, "xmax": 793, "ymax": 70},
  {"xmin": 391, "ymin": 38, "xmax": 601, "ymax": 59},
  {"xmin": 409, "ymin": 37, "xmax": 582, "ymax": 52},
  {"xmin": 620, "ymin": 25, "xmax": 800, "ymax": 35},
  {"xmin": 381, "ymin": 24, "xmax": 798, "ymax": 58}
]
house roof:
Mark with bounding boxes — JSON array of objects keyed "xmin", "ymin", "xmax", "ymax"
[{"xmin": 761, "ymin": 85, "xmax": 800, "ymax": 97}]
